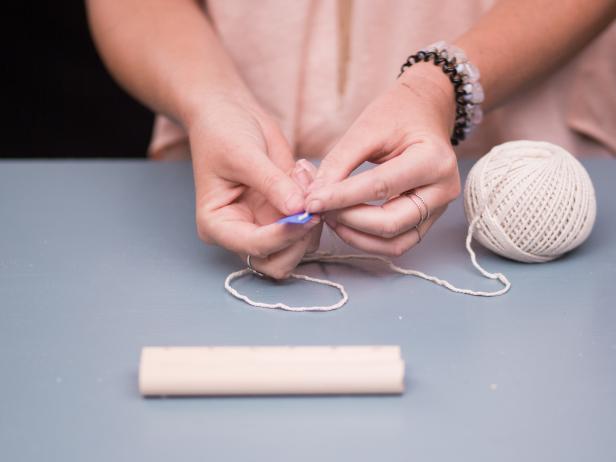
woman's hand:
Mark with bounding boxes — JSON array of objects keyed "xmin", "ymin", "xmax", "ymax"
[
  {"xmin": 245, "ymin": 159, "xmax": 323, "ymax": 279},
  {"xmin": 305, "ymin": 64, "xmax": 462, "ymax": 257},
  {"xmin": 190, "ymin": 95, "xmax": 321, "ymax": 278},
  {"xmin": 90, "ymin": 0, "xmax": 322, "ymax": 278}
]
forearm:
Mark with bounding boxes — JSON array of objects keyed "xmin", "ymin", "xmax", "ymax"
[
  {"xmin": 86, "ymin": 0, "xmax": 251, "ymax": 127},
  {"xmin": 456, "ymin": 0, "xmax": 616, "ymax": 110}
]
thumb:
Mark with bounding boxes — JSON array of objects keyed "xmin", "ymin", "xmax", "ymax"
[{"xmin": 240, "ymin": 154, "xmax": 306, "ymax": 215}]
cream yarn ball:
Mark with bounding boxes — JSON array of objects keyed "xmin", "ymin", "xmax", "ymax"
[{"xmin": 464, "ymin": 140, "xmax": 596, "ymax": 263}]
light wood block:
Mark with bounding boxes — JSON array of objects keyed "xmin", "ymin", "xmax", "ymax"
[{"xmin": 139, "ymin": 346, "xmax": 405, "ymax": 396}]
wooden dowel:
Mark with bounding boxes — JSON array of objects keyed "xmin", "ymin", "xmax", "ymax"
[{"xmin": 139, "ymin": 346, "xmax": 405, "ymax": 396}]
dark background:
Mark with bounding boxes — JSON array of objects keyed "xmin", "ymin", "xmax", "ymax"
[{"xmin": 6, "ymin": 3, "xmax": 154, "ymax": 158}]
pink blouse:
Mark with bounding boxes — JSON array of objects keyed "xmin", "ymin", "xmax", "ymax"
[{"xmin": 149, "ymin": 0, "xmax": 616, "ymax": 159}]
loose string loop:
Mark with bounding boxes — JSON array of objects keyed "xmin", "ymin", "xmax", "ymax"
[{"xmin": 224, "ymin": 219, "xmax": 511, "ymax": 312}]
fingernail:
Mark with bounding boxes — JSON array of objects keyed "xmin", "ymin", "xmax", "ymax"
[
  {"xmin": 297, "ymin": 158, "xmax": 315, "ymax": 173},
  {"xmin": 285, "ymin": 193, "xmax": 304, "ymax": 214},
  {"xmin": 306, "ymin": 199, "xmax": 324, "ymax": 213},
  {"xmin": 309, "ymin": 215, "xmax": 321, "ymax": 225},
  {"xmin": 295, "ymin": 167, "xmax": 312, "ymax": 191},
  {"xmin": 291, "ymin": 164, "xmax": 302, "ymax": 181}
]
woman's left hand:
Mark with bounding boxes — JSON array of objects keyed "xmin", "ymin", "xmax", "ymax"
[{"xmin": 305, "ymin": 63, "xmax": 462, "ymax": 257}]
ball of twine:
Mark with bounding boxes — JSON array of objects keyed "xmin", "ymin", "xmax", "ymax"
[{"xmin": 464, "ymin": 140, "xmax": 596, "ymax": 263}]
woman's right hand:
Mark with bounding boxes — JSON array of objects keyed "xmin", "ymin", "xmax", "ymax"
[{"xmin": 189, "ymin": 95, "xmax": 321, "ymax": 279}]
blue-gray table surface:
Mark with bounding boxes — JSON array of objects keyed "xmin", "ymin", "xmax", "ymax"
[{"xmin": 0, "ymin": 159, "xmax": 614, "ymax": 462}]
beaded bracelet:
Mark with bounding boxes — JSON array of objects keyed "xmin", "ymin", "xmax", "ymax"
[{"xmin": 399, "ymin": 41, "xmax": 484, "ymax": 146}]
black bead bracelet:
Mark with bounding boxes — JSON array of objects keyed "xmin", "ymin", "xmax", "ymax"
[{"xmin": 398, "ymin": 45, "xmax": 483, "ymax": 146}]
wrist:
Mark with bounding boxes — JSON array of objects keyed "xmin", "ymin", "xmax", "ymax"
[
  {"xmin": 398, "ymin": 63, "xmax": 456, "ymax": 136},
  {"xmin": 398, "ymin": 42, "xmax": 485, "ymax": 145},
  {"xmin": 183, "ymin": 85, "xmax": 259, "ymax": 132},
  {"xmin": 399, "ymin": 61, "xmax": 454, "ymax": 101}
]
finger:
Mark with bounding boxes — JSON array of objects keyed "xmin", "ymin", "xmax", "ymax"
[
  {"xmin": 310, "ymin": 119, "xmax": 383, "ymax": 189},
  {"xmin": 297, "ymin": 158, "xmax": 318, "ymax": 178},
  {"xmin": 295, "ymin": 159, "xmax": 323, "ymax": 252},
  {"xmin": 228, "ymin": 153, "xmax": 305, "ymax": 215},
  {"xmin": 306, "ymin": 222, "xmax": 323, "ymax": 254},
  {"xmin": 329, "ymin": 206, "xmax": 446, "ymax": 257},
  {"xmin": 330, "ymin": 184, "xmax": 452, "ymax": 238},
  {"xmin": 270, "ymin": 159, "xmax": 323, "ymax": 255},
  {"xmin": 262, "ymin": 120, "xmax": 297, "ymax": 173},
  {"xmin": 291, "ymin": 159, "xmax": 317, "ymax": 193},
  {"xmin": 290, "ymin": 159, "xmax": 323, "ymax": 253},
  {"xmin": 202, "ymin": 214, "xmax": 320, "ymax": 258},
  {"xmin": 306, "ymin": 141, "xmax": 456, "ymax": 213},
  {"xmin": 249, "ymin": 224, "xmax": 321, "ymax": 280}
]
